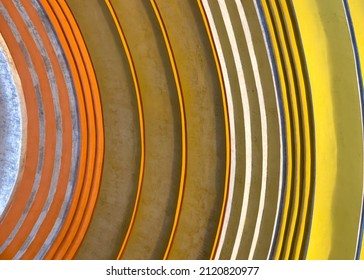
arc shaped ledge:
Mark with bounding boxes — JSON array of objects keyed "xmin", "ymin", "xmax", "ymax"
[
  {"xmin": 0, "ymin": 33, "xmax": 26, "ymax": 219},
  {"xmin": 0, "ymin": 0, "xmax": 363, "ymax": 260}
]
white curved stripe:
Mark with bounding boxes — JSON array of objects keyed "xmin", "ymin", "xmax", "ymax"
[
  {"xmin": 253, "ymin": 0, "xmax": 285, "ymax": 259},
  {"xmin": 200, "ymin": 0, "xmax": 237, "ymax": 260},
  {"xmin": 232, "ymin": 0, "xmax": 269, "ymax": 260},
  {"xmin": 214, "ymin": 0, "xmax": 253, "ymax": 260}
]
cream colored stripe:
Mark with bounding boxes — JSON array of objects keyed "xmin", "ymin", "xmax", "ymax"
[
  {"xmin": 232, "ymin": 0, "xmax": 269, "ymax": 260},
  {"xmin": 213, "ymin": 0, "xmax": 253, "ymax": 260},
  {"xmin": 200, "ymin": 0, "xmax": 237, "ymax": 260}
]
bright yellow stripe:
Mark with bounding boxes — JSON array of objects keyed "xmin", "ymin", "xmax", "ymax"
[
  {"xmin": 348, "ymin": 1, "xmax": 364, "ymax": 91},
  {"xmin": 103, "ymin": 0, "xmax": 146, "ymax": 260},
  {"xmin": 347, "ymin": 0, "xmax": 364, "ymax": 260},
  {"xmin": 277, "ymin": 0, "xmax": 313, "ymax": 259},
  {"xmin": 291, "ymin": 0, "xmax": 334, "ymax": 259},
  {"xmin": 149, "ymin": 0, "xmax": 188, "ymax": 260},
  {"xmin": 293, "ymin": 0, "xmax": 363, "ymax": 259},
  {"xmin": 292, "ymin": 0, "xmax": 335, "ymax": 259},
  {"xmin": 268, "ymin": 0, "xmax": 302, "ymax": 260},
  {"xmin": 196, "ymin": 0, "xmax": 231, "ymax": 260},
  {"xmin": 261, "ymin": 0, "xmax": 293, "ymax": 260}
]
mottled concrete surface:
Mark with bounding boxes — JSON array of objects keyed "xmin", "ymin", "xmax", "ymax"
[
  {"xmin": 0, "ymin": 34, "xmax": 25, "ymax": 218},
  {"xmin": 69, "ymin": 0, "xmax": 227, "ymax": 259},
  {"xmin": 155, "ymin": 0, "xmax": 227, "ymax": 260},
  {"xmin": 110, "ymin": 0, "xmax": 182, "ymax": 260}
]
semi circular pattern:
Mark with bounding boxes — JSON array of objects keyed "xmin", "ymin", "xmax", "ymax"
[
  {"xmin": 1, "ymin": 0, "xmax": 364, "ymax": 260},
  {"xmin": 0, "ymin": 0, "xmax": 103, "ymax": 260},
  {"xmin": 0, "ymin": 33, "xmax": 26, "ymax": 219}
]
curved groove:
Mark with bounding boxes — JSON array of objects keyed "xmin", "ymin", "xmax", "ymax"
[
  {"xmin": 273, "ymin": 0, "xmax": 312, "ymax": 259},
  {"xmin": 276, "ymin": 0, "xmax": 314, "ymax": 259},
  {"xmin": 285, "ymin": 0, "xmax": 316, "ymax": 260},
  {"xmin": 30, "ymin": 0, "xmax": 79, "ymax": 260},
  {"xmin": 37, "ymin": 0, "xmax": 88, "ymax": 260},
  {"xmin": 1, "ymin": 0, "xmax": 363, "ymax": 261},
  {"xmin": 44, "ymin": 0, "xmax": 95, "ymax": 259},
  {"xmin": 10, "ymin": 0, "xmax": 68, "ymax": 260},
  {"xmin": 197, "ymin": 0, "xmax": 235, "ymax": 261},
  {"xmin": 293, "ymin": 0, "xmax": 363, "ymax": 259},
  {"xmin": 56, "ymin": 0, "xmax": 104, "ymax": 260},
  {"xmin": 0, "ymin": 1, "xmax": 49, "ymax": 257},
  {"xmin": 35, "ymin": 0, "xmax": 104, "ymax": 260},
  {"xmin": 254, "ymin": 0, "xmax": 288, "ymax": 260},
  {"xmin": 0, "ymin": 0, "xmax": 81, "ymax": 259},
  {"xmin": 0, "ymin": 6, "xmax": 41, "ymax": 250},
  {"xmin": 0, "ymin": 33, "xmax": 26, "ymax": 219},
  {"xmin": 103, "ymin": 0, "xmax": 146, "ymax": 260},
  {"xmin": 266, "ymin": 0, "xmax": 303, "ymax": 259},
  {"xmin": 149, "ymin": 0, "xmax": 187, "ymax": 260},
  {"xmin": 197, "ymin": 0, "xmax": 231, "ymax": 260},
  {"xmin": 210, "ymin": 0, "xmax": 254, "ymax": 260},
  {"xmin": 14, "ymin": 0, "xmax": 80, "ymax": 260},
  {"xmin": 262, "ymin": 0, "xmax": 302, "ymax": 259},
  {"xmin": 229, "ymin": 0, "xmax": 269, "ymax": 260},
  {"xmin": 342, "ymin": 0, "xmax": 364, "ymax": 260}
]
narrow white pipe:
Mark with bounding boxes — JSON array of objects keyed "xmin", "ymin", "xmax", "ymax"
[
  {"xmin": 214, "ymin": 0, "xmax": 253, "ymax": 260},
  {"xmin": 231, "ymin": 0, "xmax": 269, "ymax": 260},
  {"xmin": 253, "ymin": 0, "xmax": 285, "ymax": 259},
  {"xmin": 200, "ymin": 0, "xmax": 237, "ymax": 260}
]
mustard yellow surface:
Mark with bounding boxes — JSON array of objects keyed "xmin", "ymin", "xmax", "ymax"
[
  {"xmin": 347, "ymin": 0, "xmax": 364, "ymax": 260},
  {"xmin": 292, "ymin": 0, "xmax": 363, "ymax": 260}
]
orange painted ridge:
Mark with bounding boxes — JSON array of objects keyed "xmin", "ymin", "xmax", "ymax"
[
  {"xmin": 0, "ymin": 6, "xmax": 40, "ymax": 255},
  {"xmin": 38, "ymin": 0, "xmax": 104, "ymax": 260},
  {"xmin": 0, "ymin": 0, "xmax": 104, "ymax": 259},
  {"xmin": 17, "ymin": 0, "xmax": 74, "ymax": 259},
  {"xmin": 0, "ymin": 0, "xmax": 59, "ymax": 259}
]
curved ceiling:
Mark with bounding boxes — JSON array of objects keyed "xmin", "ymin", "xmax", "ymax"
[{"xmin": 0, "ymin": 0, "xmax": 363, "ymax": 260}]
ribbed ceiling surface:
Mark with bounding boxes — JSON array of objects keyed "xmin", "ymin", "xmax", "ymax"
[{"xmin": 0, "ymin": 0, "xmax": 364, "ymax": 260}]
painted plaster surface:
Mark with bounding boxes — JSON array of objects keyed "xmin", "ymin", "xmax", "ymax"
[{"xmin": 0, "ymin": 36, "xmax": 23, "ymax": 217}]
